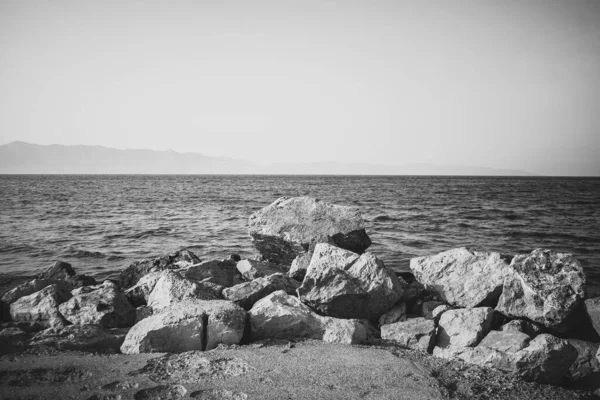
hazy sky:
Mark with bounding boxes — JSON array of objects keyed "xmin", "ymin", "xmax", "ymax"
[{"xmin": 1, "ymin": 0, "xmax": 599, "ymax": 175}]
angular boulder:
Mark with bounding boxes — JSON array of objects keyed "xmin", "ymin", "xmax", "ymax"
[
  {"xmin": 495, "ymin": 249, "xmax": 585, "ymax": 328},
  {"xmin": 183, "ymin": 259, "xmax": 242, "ymax": 287},
  {"xmin": 121, "ymin": 300, "xmax": 246, "ymax": 354},
  {"xmin": 378, "ymin": 302, "xmax": 407, "ymax": 327},
  {"xmin": 288, "ymin": 253, "xmax": 312, "ymax": 282},
  {"xmin": 222, "ymin": 273, "xmax": 300, "ymax": 310},
  {"xmin": 248, "ymin": 197, "xmax": 371, "ymax": 265},
  {"xmin": 59, "ymin": 281, "xmax": 135, "ymax": 328},
  {"xmin": 1, "ymin": 279, "xmax": 71, "ymax": 320},
  {"xmin": 10, "ymin": 284, "xmax": 71, "ymax": 328},
  {"xmin": 499, "ymin": 319, "xmax": 544, "ymax": 337},
  {"xmin": 565, "ymin": 339, "xmax": 600, "ymax": 382},
  {"xmin": 381, "ymin": 317, "xmax": 436, "ymax": 352},
  {"xmin": 410, "ymin": 248, "xmax": 511, "ymax": 308},
  {"xmin": 147, "ymin": 271, "xmax": 220, "ymax": 311},
  {"xmin": 248, "ymin": 290, "xmax": 366, "ymax": 344},
  {"xmin": 436, "ymin": 307, "xmax": 494, "ymax": 348},
  {"xmin": 477, "ymin": 330, "xmax": 530, "ymax": 353},
  {"xmin": 29, "ymin": 324, "xmax": 125, "ymax": 352},
  {"xmin": 298, "ymin": 244, "xmax": 404, "ymax": 320},
  {"xmin": 431, "ymin": 305, "xmax": 451, "ymax": 324},
  {"xmin": 584, "ymin": 297, "xmax": 600, "ymax": 337},
  {"xmin": 38, "ymin": 261, "xmax": 76, "ymax": 280},
  {"xmin": 236, "ymin": 259, "xmax": 282, "ymax": 281},
  {"xmin": 118, "ymin": 249, "xmax": 200, "ymax": 289},
  {"xmin": 420, "ymin": 301, "xmax": 445, "ymax": 320},
  {"xmin": 125, "ymin": 272, "xmax": 165, "ymax": 307}
]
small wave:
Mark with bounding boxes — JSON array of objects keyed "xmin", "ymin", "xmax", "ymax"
[
  {"xmin": 66, "ymin": 248, "xmax": 106, "ymax": 259},
  {"xmin": 372, "ymin": 215, "xmax": 396, "ymax": 222},
  {"xmin": 127, "ymin": 227, "xmax": 173, "ymax": 239}
]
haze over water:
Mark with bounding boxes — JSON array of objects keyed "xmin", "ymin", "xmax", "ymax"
[{"xmin": 1, "ymin": 175, "xmax": 599, "ymax": 296}]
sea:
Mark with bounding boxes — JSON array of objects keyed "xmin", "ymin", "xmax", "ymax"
[{"xmin": 1, "ymin": 175, "xmax": 599, "ymax": 296}]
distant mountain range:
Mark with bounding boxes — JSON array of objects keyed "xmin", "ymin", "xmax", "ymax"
[{"xmin": 0, "ymin": 141, "xmax": 535, "ymax": 175}]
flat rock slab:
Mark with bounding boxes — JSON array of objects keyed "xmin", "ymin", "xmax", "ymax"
[{"xmin": 0, "ymin": 342, "xmax": 592, "ymax": 400}]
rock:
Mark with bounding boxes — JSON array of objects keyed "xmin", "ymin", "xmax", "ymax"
[
  {"xmin": 134, "ymin": 385, "xmax": 187, "ymax": 400},
  {"xmin": 410, "ymin": 248, "xmax": 512, "ymax": 308},
  {"xmin": 125, "ymin": 272, "xmax": 164, "ymax": 307},
  {"xmin": 1, "ymin": 279, "xmax": 71, "ymax": 320},
  {"xmin": 298, "ymin": 244, "xmax": 404, "ymax": 320},
  {"xmin": 222, "ymin": 273, "xmax": 300, "ymax": 310},
  {"xmin": 29, "ymin": 324, "xmax": 125, "ymax": 352},
  {"xmin": 566, "ymin": 339, "xmax": 600, "ymax": 382},
  {"xmin": 381, "ymin": 317, "xmax": 436, "ymax": 352},
  {"xmin": 191, "ymin": 389, "xmax": 248, "ymax": 399},
  {"xmin": 118, "ymin": 249, "xmax": 201, "ymax": 289},
  {"xmin": 10, "ymin": 284, "xmax": 71, "ymax": 327},
  {"xmin": 0, "ymin": 327, "xmax": 29, "ymax": 354},
  {"xmin": 499, "ymin": 319, "xmax": 544, "ymax": 337},
  {"xmin": 229, "ymin": 254, "xmax": 241, "ymax": 262},
  {"xmin": 38, "ymin": 261, "xmax": 76, "ymax": 280},
  {"xmin": 0, "ymin": 321, "xmax": 44, "ymax": 333},
  {"xmin": 248, "ymin": 196, "xmax": 371, "ymax": 265},
  {"xmin": 236, "ymin": 259, "xmax": 282, "ymax": 281},
  {"xmin": 437, "ymin": 307, "xmax": 494, "ymax": 348},
  {"xmin": 67, "ymin": 275, "xmax": 97, "ymax": 288},
  {"xmin": 135, "ymin": 306, "xmax": 153, "ymax": 323},
  {"xmin": 87, "ymin": 394, "xmax": 122, "ymax": 400},
  {"xmin": 434, "ymin": 333, "xmax": 578, "ymax": 385},
  {"xmin": 147, "ymin": 271, "xmax": 221, "ymax": 311},
  {"xmin": 59, "ymin": 281, "xmax": 135, "ymax": 328},
  {"xmin": 288, "ymin": 253, "xmax": 312, "ymax": 282},
  {"xmin": 584, "ymin": 297, "xmax": 600, "ymax": 337},
  {"xmin": 121, "ymin": 300, "xmax": 246, "ymax": 354},
  {"xmin": 495, "ymin": 249, "xmax": 586, "ymax": 328},
  {"xmin": 478, "ymin": 330, "xmax": 531, "ymax": 353},
  {"xmin": 431, "ymin": 305, "xmax": 451, "ymax": 323},
  {"xmin": 183, "ymin": 259, "xmax": 242, "ymax": 287},
  {"xmin": 378, "ymin": 302, "xmax": 407, "ymax": 327},
  {"xmin": 401, "ymin": 279, "xmax": 426, "ymax": 304},
  {"xmin": 421, "ymin": 301, "xmax": 445, "ymax": 320},
  {"xmin": 248, "ymin": 290, "xmax": 365, "ymax": 344}
]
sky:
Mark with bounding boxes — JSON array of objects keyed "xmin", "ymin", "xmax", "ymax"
[{"xmin": 1, "ymin": 0, "xmax": 599, "ymax": 176}]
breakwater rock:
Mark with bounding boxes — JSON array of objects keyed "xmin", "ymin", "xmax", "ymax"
[{"xmin": 1, "ymin": 196, "xmax": 599, "ymax": 397}]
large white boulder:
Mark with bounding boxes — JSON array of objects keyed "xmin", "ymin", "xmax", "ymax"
[
  {"xmin": 495, "ymin": 249, "xmax": 585, "ymax": 329},
  {"xmin": 248, "ymin": 197, "xmax": 371, "ymax": 265},
  {"xmin": 59, "ymin": 281, "xmax": 135, "ymax": 328},
  {"xmin": 1, "ymin": 279, "xmax": 71, "ymax": 320},
  {"xmin": 410, "ymin": 248, "xmax": 511, "ymax": 308},
  {"xmin": 248, "ymin": 290, "xmax": 366, "ymax": 345},
  {"xmin": 298, "ymin": 244, "xmax": 404, "ymax": 320},
  {"xmin": 10, "ymin": 284, "xmax": 71, "ymax": 328},
  {"xmin": 146, "ymin": 271, "xmax": 220, "ymax": 311},
  {"xmin": 436, "ymin": 307, "xmax": 494, "ymax": 348},
  {"xmin": 120, "ymin": 300, "xmax": 246, "ymax": 354},
  {"xmin": 381, "ymin": 317, "xmax": 436, "ymax": 352}
]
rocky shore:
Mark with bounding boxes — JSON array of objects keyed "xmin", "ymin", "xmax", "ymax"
[{"xmin": 1, "ymin": 196, "xmax": 599, "ymax": 399}]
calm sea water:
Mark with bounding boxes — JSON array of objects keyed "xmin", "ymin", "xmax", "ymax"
[{"xmin": 1, "ymin": 175, "xmax": 599, "ymax": 296}]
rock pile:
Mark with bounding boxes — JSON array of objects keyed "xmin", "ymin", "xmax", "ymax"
[{"xmin": 1, "ymin": 196, "xmax": 598, "ymax": 395}]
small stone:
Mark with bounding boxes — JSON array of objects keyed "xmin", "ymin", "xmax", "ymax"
[
  {"xmin": 499, "ymin": 319, "xmax": 544, "ymax": 337},
  {"xmin": 381, "ymin": 317, "xmax": 436, "ymax": 352},
  {"xmin": 38, "ymin": 261, "xmax": 76, "ymax": 280},
  {"xmin": 191, "ymin": 389, "xmax": 248, "ymax": 399},
  {"xmin": 437, "ymin": 307, "xmax": 494, "ymax": 348},
  {"xmin": 134, "ymin": 385, "xmax": 187, "ymax": 400},
  {"xmin": 477, "ymin": 330, "xmax": 530, "ymax": 353}
]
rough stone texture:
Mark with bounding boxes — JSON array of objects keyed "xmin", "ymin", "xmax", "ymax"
[
  {"xmin": 121, "ymin": 300, "xmax": 246, "ymax": 354},
  {"xmin": 59, "ymin": 281, "xmax": 135, "ymax": 328},
  {"xmin": 38, "ymin": 261, "xmax": 76, "ymax": 280},
  {"xmin": 378, "ymin": 302, "xmax": 407, "ymax": 327},
  {"xmin": 431, "ymin": 305, "xmax": 451, "ymax": 323},
  {"xmin": 222, "ymin": 273, "xmax": 300, "ymax": 310},
  {"xmin": 421, "ymin": 301, "xmax": 445, "ymax": 320},
  {"xmin": 236, "ymin": 259, "xmax": 282, "ymax": 281},
  {"xmin": 135, "ymin": 306, "xmax": 154, "ymax": 323},
  {"xmin": 434, "ymin": 334, "xmax": 578, "ymax": 385},
  {"xmin": 410, "ymin": 247, "xmax": 512, "ymax": 308},
  {"xmin": 401, "ymin": 279, "xmax": 426, "ymax": 304},
  {"xmin": 437, "ymin": 307, "xmax": 494, "ymax": 348},
  {"xmin": 118, "ymin": 249, "xmax": 201, "ymax": 289},
  {"xmin": 478, "ymin": 330, "xmax": 531, "ymax": 353},
  {"xmin": 584, "ymin": 297, "xmax": 600, "ymax": 337},
  {"xmin": 496, "ymin": 249, "xmax": 586, "ymax": 328},
  {"xmin": 67, "ymin": 274, "xmax": 97, "ymax": 288},
  {"xmin": 566, "ymin": 339, "xmax": 600, "ymax": 381},
  {"xmin": 0, "ymin": 327, "xmax": 29, "ymax": 354},
  {"xmin": 499, "ymin": 319, "xmax": 544, "ymax": 337},
  {"xmin": 125, "ymin": 272, "xmax": 164, "ymax": 307},
  {"xmin": 248, "ymin": 197, "xmax": 371, "ymax": 265},
  {"xmin": 298, "ymin": 243, "xmax": 404, "ymax": 320},
  {"xmin": 249, "ymin": 290, "xmax": 366, "ymax": 344},
  {"xmin": 10, "ymin": 284, "xmax": 71, "ymax": 327},
  {"xmin": 191, "ymin": 389, "xmax": 248, "ymax": 399},
  {"xmin": 134, "ymin": 385, "xmax": 187, "ymax": 400},
  {"xmin": 147, "ymin": 271, "xmax": 221, "ymax": 311},
  {"xmin": 29, "ymin": 324, "xmax": 125, "ymax": 352},
  {"xmin": 1, "ymin": 279, "xmax": 71, "ymax": 320},
  {"xmin": 381, "ymin": 317, "xmax": 436, "ymax": 352},
  {"xmin": 183, "ymin": 259, "xmax": 242, "ymax": 287},
  {"xmin": 288, "ymin": 253, "xmax": 312, "ymax": 282}
]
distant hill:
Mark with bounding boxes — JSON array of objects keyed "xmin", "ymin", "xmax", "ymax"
[{"xmin": 0, "ymin": 141, "xmax": 535, "ymax": 175}]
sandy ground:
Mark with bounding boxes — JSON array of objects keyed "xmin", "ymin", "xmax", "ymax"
[{"xmin": 0, "ymin": 340, "xmax": 595, "ymax": 400}]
